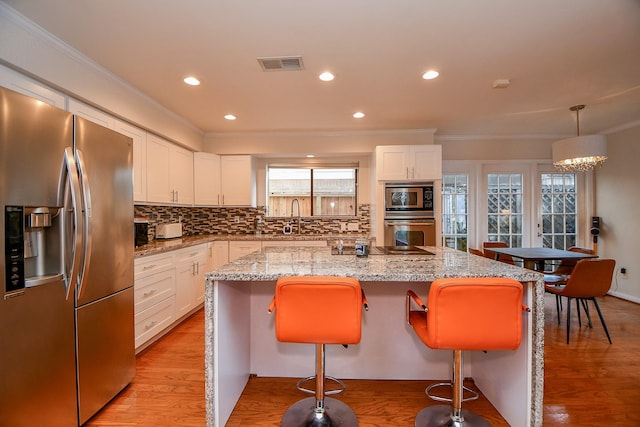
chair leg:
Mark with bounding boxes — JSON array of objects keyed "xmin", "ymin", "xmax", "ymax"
[
  {"xmin": 566, "ymin": 297, "xmax": 572, "ymax": 344},
  {"xmin": 580, "ymin": 299, "xmax": 593, "ymax": 327},
  {"xmin": 576, "ymin": 298, "xmax": 583, "ymax": 327},
  {"xmin": 591, "ymin": 297, "xmax": 613, "ymax": 344},
  {"xmin": 555, "ymin": 294, "xmax": 561, "ymax": 325}
]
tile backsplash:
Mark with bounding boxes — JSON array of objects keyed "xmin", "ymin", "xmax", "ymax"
[{"xmin": 134, "ymin": 204, "xmax": 371, "ymax": 241}]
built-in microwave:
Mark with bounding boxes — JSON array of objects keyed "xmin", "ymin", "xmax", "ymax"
[{"xmin": 384, "ymin": 183, "xmax": 434, "ymax": 218}]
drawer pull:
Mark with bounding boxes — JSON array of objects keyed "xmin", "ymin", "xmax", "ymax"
[
  {"xmin": 143, "ymin": 289, "xmax": 156, "ymax": 297},
  {"xmin": 144, "ymin": 320, "xmax": 157, "ymax": 330},
  {"xmin": 143, "ymin": 264, "xmax": 157, "ymax": 270}
]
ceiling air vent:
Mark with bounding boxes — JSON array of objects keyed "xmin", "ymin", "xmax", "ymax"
[{"xmin": 257, "ymin": 56, "xmax": 304, "ymax": 71}]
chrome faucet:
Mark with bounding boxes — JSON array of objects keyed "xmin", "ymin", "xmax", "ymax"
[{"xmin": 291, "ymin": 198, "xmax": 301, "ymax": 234}]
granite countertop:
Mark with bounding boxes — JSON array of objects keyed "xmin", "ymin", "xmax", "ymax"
[
  {"xmin": 206, "ymin": 245, "xmax": 543, "ymax": 283},
  {"xmin": 134, "ymin": 233, "xmax": 370, "ymax": 258}
]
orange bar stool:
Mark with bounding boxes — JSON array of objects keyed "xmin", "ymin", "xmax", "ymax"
[
  {"xmin": 268, "ymin": 276, "xmax": 368, "ymax": 426},
  {"xmin": 406, "ymin": 278, "xmax": 528, "ymax": 427}
]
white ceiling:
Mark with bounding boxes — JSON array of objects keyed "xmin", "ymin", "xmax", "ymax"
[{"xmin": 3, "ymin": 0, "xmax": 640, "ymax": 137}]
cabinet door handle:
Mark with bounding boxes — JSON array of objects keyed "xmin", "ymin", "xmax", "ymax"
[
  {"xmin": 144, "ymin": 320, "xmax": 157, "ymax": 330},
  {"xmin": 175, "ymin": 190, "xmax": 179, "ymax": 202}
]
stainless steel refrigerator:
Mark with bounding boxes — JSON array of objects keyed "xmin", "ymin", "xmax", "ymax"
[{"xmin": 1, "ymin": 86, "xmax": 135, "ymax": 426}]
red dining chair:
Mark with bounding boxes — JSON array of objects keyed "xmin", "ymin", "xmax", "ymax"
[
  {"xmin": 406, "ymin": 278, "xmax": 528, "ymax": 427},
  {"xmin": 468, "ymin": 248, "xmax": 485, "ymax": 257},
  {"xmin": 482, "ymin": 241, "xmax": 515, "ymax": 265},
  {"xmin": 544, "ymin": 259, "xmax": 615, "ymax": 344}
]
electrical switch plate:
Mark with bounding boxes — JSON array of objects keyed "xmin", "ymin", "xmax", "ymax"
[
  {"xmin": 347, "ymin": 223, "xmax": 359, "ymax": 231},
  {"xmin": 340, "ymin": 222, "xmax": 347, "ymax": 231}
]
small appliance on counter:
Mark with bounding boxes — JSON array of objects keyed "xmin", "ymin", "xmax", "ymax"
[
  {"xmin": 156, "ymin": 222, "xmax": 183, "ymax": 239},
  {"xmin": 134, "ymin": 218, "xmax": 149, "ymax": 247}
]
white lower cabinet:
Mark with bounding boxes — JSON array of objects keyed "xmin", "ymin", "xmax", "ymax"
[
  {"xmin": 134, "ymin": 253, "xmax": 176, "ymax": 350},
  {"xmin": 134, "ymin": 296, "xmax": 176, "ymax": 350},
  {"xmin": 174, "ymin": 244, "xmax": 207, "ymax": 319},
  {"xmin": 134, "ymin": 244, "xmax": 207, "ymax": 351},
  {"xmin": 228, "ymin": 241, "xmax": 262, "ymax": 262},
  {"xmin": 211, "ymin": 240, "xmax": 229, "ymax": 269}
]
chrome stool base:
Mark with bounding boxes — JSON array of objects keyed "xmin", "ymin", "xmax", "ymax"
[
  {"xmin": 297, "ymin": 375, "xmax": 346, "ymax": 396},
  {"xmin": 426, "ymin": 382, "xmax": 479, "ymax": 403},
  {"xmin": 415, "ymin": 404, "xmax": 492, "ymax": 427},
  {"xmin": 281, "ymin": 397, "xmax": 358, "ymax": 427}
]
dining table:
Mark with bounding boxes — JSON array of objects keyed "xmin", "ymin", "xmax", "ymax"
[{"xmin": 489, "ymin": 247, "xmax": 598, "ymax": 271}]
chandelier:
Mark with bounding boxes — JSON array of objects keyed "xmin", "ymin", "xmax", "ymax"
[{"xmin": 552, "ymin": 105, "xmax": 607, "ymax": 172}]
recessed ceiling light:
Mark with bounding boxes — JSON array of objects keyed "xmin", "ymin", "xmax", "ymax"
[
  {"xmin": 224, "ymin": 114, "xmax": 237, "ymax": 121},
  {"xmin": 422, "ymin": 70, "xmax": 439, "ymax": 80},
  {"xmin": 319, "ymin": 72, "xmax": 335, "ymax": 82},
  {"xmin": 306, "ymin": 154, "xmax": 315, "ymax": 158},
  {"xmin": 184, "ymin": 76, "xmax": 200, "ymax": 86},
  {"xmin": 353, "ymin": 112, "xmax": 365, "ymax": 119}
]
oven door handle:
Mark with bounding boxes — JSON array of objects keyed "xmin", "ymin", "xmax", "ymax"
[{"xmin": 384, "ymin": 221, "xmax": 435, "ymax": 226}]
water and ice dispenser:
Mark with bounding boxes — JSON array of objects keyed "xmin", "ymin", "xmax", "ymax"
[{"xmin": 4, "ymin": 206, "xmax": 62, "ymax": 293}]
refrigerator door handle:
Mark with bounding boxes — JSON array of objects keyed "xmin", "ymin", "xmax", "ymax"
[
  {"xmin": 60, "ymin": 147, "xmax": 84, "ymax": 300},
  {"xmin": 75, "ymin": 149, "xmax": 93, "ymax": 299}
]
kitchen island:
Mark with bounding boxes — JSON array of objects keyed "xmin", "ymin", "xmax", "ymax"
[{"xmin": 205, "ymin": 246, "xmax": 544, "ymax": 427}]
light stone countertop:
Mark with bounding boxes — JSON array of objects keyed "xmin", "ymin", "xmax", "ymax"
[
  {"xmin": 206, "ymin": 245, "xmax": 543, "ymax": 283},
  {"xmin": 204, "ymin": 245, "xmax": 545, "ymax": 427},
  {"xmin": 134, "ymin": 233, "xmax": 368, "ymax": 258}
]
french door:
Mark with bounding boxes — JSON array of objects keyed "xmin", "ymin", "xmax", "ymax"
[
  {"xmin": 443, "ymin": 161, "xmax": 590, "ymax": 251},
  {"xmin": 480, "ymin": 163, "xmax": 532, "ymax": 248}
]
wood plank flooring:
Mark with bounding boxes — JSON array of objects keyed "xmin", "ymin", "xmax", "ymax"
[{"xmin": 86, "ymin": 293, "xmax": 640, "ymax": 426}]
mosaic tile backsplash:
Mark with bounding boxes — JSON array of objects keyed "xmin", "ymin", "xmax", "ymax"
[{"xmin": 134, "ymin": 204, "xmax": 371, "ymax": 241}]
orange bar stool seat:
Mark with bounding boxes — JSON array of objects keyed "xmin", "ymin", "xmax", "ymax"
[
  {"xmin": 269, "ymin": 276, "xmax": 368, "ymax": 426},
  {"xmin": 407, "ymin": 278, "xmax": 527, "ymax": 427}
]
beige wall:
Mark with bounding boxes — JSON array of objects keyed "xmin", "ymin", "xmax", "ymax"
[
  {"xmin": 594, "ymin": 123, "xmax": 640, "ymax": 302},
  {"xmin": 439, "ymin": 136, "xmax": 553, "ymax": 160}
]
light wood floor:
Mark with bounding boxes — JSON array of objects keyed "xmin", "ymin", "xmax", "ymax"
[{"xmin": 86, "ymin": 293, "xmax": 640, "ymax": 426}]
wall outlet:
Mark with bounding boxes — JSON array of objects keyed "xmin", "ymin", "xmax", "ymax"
[
  {"xmin": 340, "ymin": 222, "xmax": 347, "ymax": 231},
  {"xmin": 620, "ymin": 267, "xmax": 628, "ymax": 278},
  {"xmin": 234, "ymin": 216, "xmax": 240, "ymax": 223},
  {"xmin": 347, "ymin": 223, "xmax": 359, "ymax": 231}
]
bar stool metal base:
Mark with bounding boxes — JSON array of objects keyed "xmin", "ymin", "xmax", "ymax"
[
  {"xmin": 281, "ymin": 397, "xmax": 358, "ymax": 427},
  {"xmin": 415, "ymin": 404, "xmax": 492, "ymax": 427}
]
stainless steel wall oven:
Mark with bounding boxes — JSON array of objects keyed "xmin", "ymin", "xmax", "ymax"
[{"xmin": 384, "ymin": 182, "xmax": 436, "ymax": 246}]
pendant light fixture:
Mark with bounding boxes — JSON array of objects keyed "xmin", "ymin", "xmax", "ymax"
[{"xmin": 552, "ymin": 105, "xmax": 607, "ymax": 172}]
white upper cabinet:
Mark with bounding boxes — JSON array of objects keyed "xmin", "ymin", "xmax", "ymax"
[
  {"xmin": 194, "ymin": 154, "xmax": 255, "ymax": 207},
  {"xmin": 146, "ymin": 135, "xmax": 194, "ymax": 205},
  {"xmin": 220, "ymin": 155, "xmax": 255, "ymax": 206},
  {"xmin": 68, "ymin": 98, "xmax": 115, "ymax": 129},
  {"xmin": 0, "ymin": 65, "xmax": 66, "ymax": 108},
  {"xmin": 114, "ymin": 120, "xmax": 147, "ymax": 202},
  {"xmin": 170, "ymin": 145, "xmax": 194, "ymax": 205},
  {"xmin": 376, "ymin": 145, "xmax": 442, "ymax": 181},
  {"xmin": 194, "ymin": 152, "xmax": 222, "ymax": 206}
]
